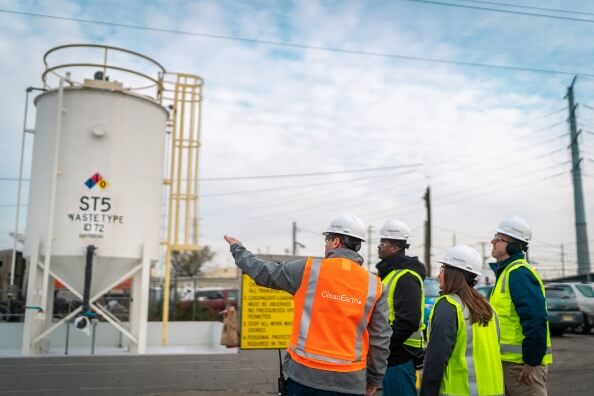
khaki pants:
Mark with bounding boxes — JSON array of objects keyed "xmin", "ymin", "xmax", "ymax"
[{"xmin": 503, "ymin": 362, "xmax": 548, "ymax": 396}]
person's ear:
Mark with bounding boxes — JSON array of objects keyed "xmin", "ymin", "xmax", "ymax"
[{"xmin": 332, "ymin": 238, "xmax": 342, "ymax": 249}]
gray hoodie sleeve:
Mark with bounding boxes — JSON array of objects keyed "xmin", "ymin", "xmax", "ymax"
[
  {"xmin": 420, "ymin": 299, "xmax": 458, "ymax": 396},
  {"xmin": 230, "ymin": 243, "xmax": 306, "ymax": 294},
  {"xmin": 366, "ymin": 285, "xmax": 392, "ymax": 387}
]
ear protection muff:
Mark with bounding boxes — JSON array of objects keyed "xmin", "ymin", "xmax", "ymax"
[
  {"xmin": 505, "ymin": 242, "xmax": 522, "ymax": 255},
  {"xmin": 463, "ymin": 271, "xmax": 479, "ymax": 287}
]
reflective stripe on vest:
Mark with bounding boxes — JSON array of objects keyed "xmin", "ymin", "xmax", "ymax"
[
  {"xmin": 489, "ymin": 259, "xmax": 553, "ymax": 365},
  {"xmin": 428, "ymin": 294, "xmax": 504, "ymax": 396},
  {"xmin": 382, "ymin": 268, "xmax": 425, "ymax": 349},
  {"xmin": 288, "ymin": 257, "xmax": 382, "ymax": 372}
]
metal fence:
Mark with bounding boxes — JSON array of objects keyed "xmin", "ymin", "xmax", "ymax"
[
  {"xmin": 0, "ymin": 287, "xmax": 25, "ymax": 322},
  {"xmin": 0, "ymin": 281, "xmax": 226, "ymax": 323}
]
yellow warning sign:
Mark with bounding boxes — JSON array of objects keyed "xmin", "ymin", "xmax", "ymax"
[{"xmin": 240, "ymin": 273, "xmax": 294, "ymax": 349}]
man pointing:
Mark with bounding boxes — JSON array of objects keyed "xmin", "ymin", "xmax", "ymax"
[{"xmin": 224, "ymin": 215, "xmax": 390, "ymax": 396}]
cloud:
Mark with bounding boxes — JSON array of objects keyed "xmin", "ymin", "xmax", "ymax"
[{"xmin": 0, "ymin": 0, "xmax": 593, "ymax": 279}]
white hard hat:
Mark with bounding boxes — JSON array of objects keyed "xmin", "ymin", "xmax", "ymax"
[
  {"xmin": 379, "ymin": 219, "xmax": 410, "ymax": 241},
  {"xmin": 439, "ymin": 245, "xmax": 482, "ymax": 276},
  {"xmin": 495, "ymin": 216, "xmax": 532, "ymax": 244},
  {"xmin": 323, "ymin": 215, "xmax": 367, "ymax": 242}
]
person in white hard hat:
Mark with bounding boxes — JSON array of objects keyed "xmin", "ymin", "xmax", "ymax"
[
  {"xmin": 488, "ymin": 216, "xmax": 552, "ymax": 396},
  {"xmin": 421, "ymin": 245, "xmax": 504, "ymax": 396},
  {"xmin": 375, "ymin": 219, "xmax": 426, "ymax": 396},
  {"xmin": 224, "ymin": 215, "xmax": 390, "ymax": 396}
]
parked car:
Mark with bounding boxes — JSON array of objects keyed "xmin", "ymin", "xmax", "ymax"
[
  {"xmin": 476, "ymin": 285, "xmax": 494, "ymax": 300},
  {"xmin": 423, "ymin": 278, "xmax": 440, "ymax": 326},
  {"xmin": 544, "ymin": 285, "xmax": 583, "ymax": 336},
  {"xmin": 546, "ymin": 282, "xmax": 594, "ymax": 334},
  {"xmin": 195, "ymin": 287, "xmax": 238, "ymax": 315},
  {"xmin": 53, "ymin": 289, "xmax": 81, "ymax": 319}
]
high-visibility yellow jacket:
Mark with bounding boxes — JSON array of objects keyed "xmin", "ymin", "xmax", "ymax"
[
  {"xmin": 428, "ymin": 294, "xmax": 504, "ymax": 396},
  {"xmin": 382, "ymin": 268, "xmax": 424, "ymax": 349},
  {"xmin": 489, "ymin": 258, "xmax": 553, "ymax": 365}
]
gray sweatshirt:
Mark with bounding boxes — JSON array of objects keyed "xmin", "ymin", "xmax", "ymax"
[{"xmin": 230, "ymin": 244, "xmax": 391, "ymax": 395}]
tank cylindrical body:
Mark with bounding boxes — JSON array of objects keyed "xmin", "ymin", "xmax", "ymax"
[{"xmin": 24, "ymin": 85, "xmax": 167, "ymax": 294}]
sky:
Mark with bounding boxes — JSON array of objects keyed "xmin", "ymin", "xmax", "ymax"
[{"xmin": 1, "ymin": 0, "xmax": 594, "ymax": 281}]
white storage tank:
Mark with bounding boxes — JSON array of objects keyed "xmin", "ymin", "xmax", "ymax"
[{"xmin": 24, "ymin": 79, "xmax": 168, "ymax": 295}]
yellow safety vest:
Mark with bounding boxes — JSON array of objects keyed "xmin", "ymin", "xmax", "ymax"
[
  {"xmin": 382, "ymin": 269, "xmax": 424, "ymax": 349},
  {"xmin": 428, "ymin": 294, "xmax": 504, "ymax": 396},
  {"xmin": 489, "ymin": 259, "xmax": 553, "ymax": 365}
]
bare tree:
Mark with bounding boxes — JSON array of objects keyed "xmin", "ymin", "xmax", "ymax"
[
  {"xmin": 169, "ymin": 246, "xmax": 216, "ymax": 320},
  {"xmin": 171, "ymin": 246, "xmax": 216, "ymax": 277}
]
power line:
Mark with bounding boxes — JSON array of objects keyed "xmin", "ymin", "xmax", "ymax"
[
  {"xmin": 0, "ymin": 178, "xmax": 29, "ymax": 182},
  {"xmin": 208, "ymin": 138, "xmax": 566, "ymax": 221},
  {"xmin": 200, "ymin": 163, "xmax": 420, "ymax": 181},
  {"xmin": 435, "ymin": 168, "xmax": 570, "ymax": 206},
  {"xmin": 403, "ymin": 0, "xmax": 594, "ymax": 24},
  {"xmin": 428, "ymin": 129, "xmax": 568, "ymax": 175},
  {"xmin": 504, "ymin": 107, "xmax": 567, "ymax": 130},
  {"xmin": 208, "ymin": 172, "xmax": 425, "ymax": 222},
  {"xmin": 436, "ymin": 161, "xmax": 570, "ymax": 200},
  {"xmin": 207, "ymin": 141, "xmax": 572, "ymax": 227},
  {"xmin": 420, "ymin": 113, "xmax": 568, "ymax": 170},
  {"xmin": 458, "ymin": 0, "xmax": 594, "ymax": 17},
  {"xmin": 1, "ymin": 8, "xmax": 594, "ymax": 78},
  {"xmin": 199, "ymin": 169, "xmax": 417, "ymax": 197}
]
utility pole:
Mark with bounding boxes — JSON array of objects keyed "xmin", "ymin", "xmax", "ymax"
[
  {"xmin": 367, "ymin": 225, "xmax": 373, "ymax": 272},
  {"xmin": 480, "ymin": 242, "xmax": 489, "ymax": 284},
  {"xmin": 561, "ymin": 243, "xmax": 566, "ymax": 279},
  {"xmin": 452, "ymin": 234, "xmax": 457, "ymax": 247},
  {"xmin": 566, "ymin": 77, "xmax": 592, "ymax": 282},
  {"xmin": 480, "ymin": 242, "xmax": 487, "ymax": 269},
  {"xmin": 291, "ymin": 221, "xmax": 305, "ymax": 256},
  {"xmin": 424, "ymin": 186, "xmax": 432, "ymax": 277},
  {"xmin": 292, "ymin": 221, "xmax": 297, "ymax": 256}
]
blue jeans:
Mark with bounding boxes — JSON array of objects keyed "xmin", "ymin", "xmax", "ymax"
[
  {"xmin": 382, "ymin": 359, "xmax": 417, "ymax": 396},
  {"xmin": 286, "ymin": 378, "xmax": 364, "ymax": 396}
]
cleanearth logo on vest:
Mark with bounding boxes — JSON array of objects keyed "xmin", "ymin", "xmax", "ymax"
[{"xmin": 321, "ymin": 290, "xmax": 362, "ymax": 305}]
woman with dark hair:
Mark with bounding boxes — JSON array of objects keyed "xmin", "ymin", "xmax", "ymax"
[{"xmin": 420, "ymin": 245, "xmax": 503, "ymax": 396}]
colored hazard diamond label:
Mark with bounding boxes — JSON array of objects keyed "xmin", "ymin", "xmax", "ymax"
[{"xmin": 84, "ymin": 172, "xmax": 108, "ymax": 190}]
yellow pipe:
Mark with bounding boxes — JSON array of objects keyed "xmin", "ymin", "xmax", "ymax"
[
  {"xmin": 161, "ymin": 79, "xmax": 180, "ymax": 346},
  {"xmin": 161, "ymin": 73, "xmax": 203, "ymax": 345},
  {"xmin": 174, "ymin": 75, "xmax": 185, "ymax": 246},
  {"xmin": 182, "ymin": 76, "xmax": 192, "ymax": 246},
  {"xmin": 161, "ymin": 246, "xmax": 172, "ymax": 345},
  {"xmin": 194, "ymin": 79, "xmax": 203, "ymax": 247}
]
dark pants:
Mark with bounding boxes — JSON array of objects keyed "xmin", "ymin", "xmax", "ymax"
[
  {"xmin": 382, "ymin": 359, "xmax": 417, "ymax": 396},
  {"xmin": 287, "ymin": 378, "xmax": 364, "ymax": 396}
]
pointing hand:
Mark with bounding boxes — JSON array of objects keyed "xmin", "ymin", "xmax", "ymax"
[{"xmin": 224, "ymin": 235, "xmax": 242, "ymax": 246}]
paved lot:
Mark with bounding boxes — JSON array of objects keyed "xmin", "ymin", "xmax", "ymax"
[
  {"xmin": 548, "ymin": 332, "xmax": 594, "ymax": 395},
  {"xmin": 152, "ymin": 332, "xmax": 594, "ymax": 396}
]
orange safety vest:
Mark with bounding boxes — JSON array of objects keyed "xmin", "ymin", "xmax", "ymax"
[{"xmin": 287, "ymin": 257, "xmax": 382, "ymax": 372}]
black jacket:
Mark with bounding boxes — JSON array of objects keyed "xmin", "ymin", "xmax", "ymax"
[{"xmin": 376, "ymin": 251, "xmax": 427, "ymax": 366}]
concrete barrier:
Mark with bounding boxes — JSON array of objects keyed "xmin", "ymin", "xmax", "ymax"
[
  {"xmin": 0, "ymin": 321, "xmax": 229, "ymax": 356},
  {"xmin": 0, "ymin": 322, "xmax": 282, "ymax": 395}
]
